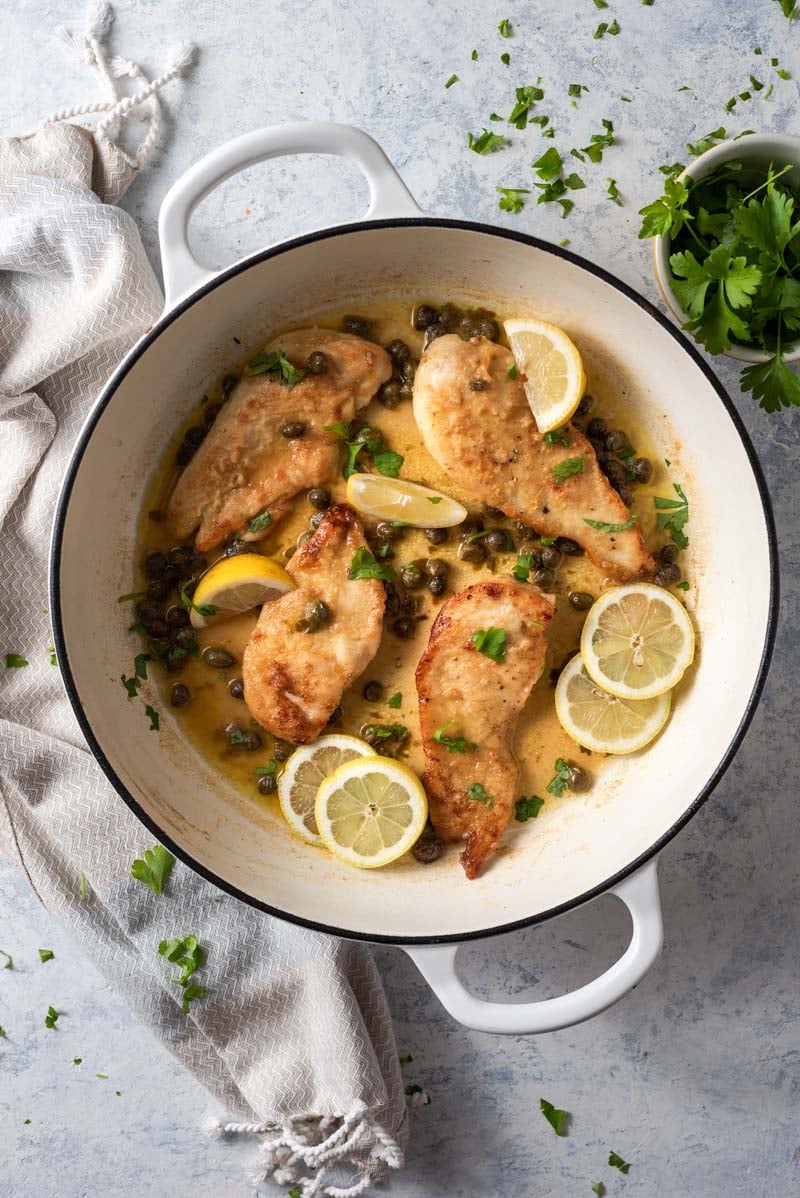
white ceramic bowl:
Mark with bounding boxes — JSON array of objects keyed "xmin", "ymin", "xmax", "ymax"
[{"xmin": 652, "ymin": 131, "xmax": 800, "ymax": 363}]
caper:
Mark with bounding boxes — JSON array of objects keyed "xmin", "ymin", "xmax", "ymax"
[
  {"xmin": 308, "ymin": 487, "xmax": 331, "ymax": 511},
  {"xmin": 555, "ymin": 536, "xmax": 584, "ymax": 557},
  {"xmin": 439, "ymin": 303, "xmax": 462, "ymax": 331},
  {"xmin": 189, "ymin": 551, "xmax": 207, "ymax": 575},
  {"xmin": 398, "ymin": 381, "xmax": 414, "ymax": 401},
  {"xmin": 297, "ymin": 531, "xmax": 313, "ymax": 548},
  {"xmin": 533, "ymin": 567, "xmax": 556, "ymax": 589},
  {"xmin": 354, "ymin": 424, "xmax": 381, "ymax": 446},
  {"xmin": 618, "ymin": 484, "xmax": 633, "ymax": 507},
  {"xmin": 146, "ymin": 579, "xmax": 170, "ymax": 602},
  {"xmin": 655, "ymin": 563, "xmax": 681, "ymax": 586},
  {"xmin": 363, "ymin": 680, "xmax": 384, "ymax": 702},
  {"xmin": 280, "ymin": 421, "xmax": 305, "ymax": 439},
  {"xmin": 343, "ymin": 315, "xmax": 371, "ymax": 337},
  {"xmin": 567, "ymin": 764, "xmax": 590, "ymax": 792},
  {"xmin": 568, "ymin": 591, "xmax": 594, "ymax": 611},
  {"xmin": 587, "ymin": 417, "xmax": 608, "ymax": 442},
  {"xmin": 423, "ymin": 323, "xmax": 446, "ymax": 349},
  {"xmin": 423, "ymin": 557, "xmax": 448, "ymax": 578},
  {"xmin": 167, "ymin": 546, "xmax": 192, "ymax": 570},
  {"xmin": 424, "ymin": 527, "xmax": 448, "ymax": 545},
  {"xmin": 391, "ymin": 616, "xmax": 415, "ymax": 639},
  {"xmin": 136, "ymin": 599, "xmax": 162, "ymax": 625},
  {"xmin": 413, "ymin": 304, "xmax": 439, "ymax": 330},
  {"xmin": 659, "ymin": 543, "xmax": 679, "ymax": 564},
  {"xmin": 384, "ymin": 586, "xmax": 401, "ymax": 617},
  {"xmin": 223, "ymin": 538, "xmax": 249, "ymax": 558},
  {"xmin": 203, "ymin": 646, "xmax": 236, "ymax": 669},
  {"xmin": 485, "ymin": 529, "xmax": 510, "ymax": 552},
  {"xmin": 376, "ymin": 520, "xmax": 404, "ymax": 542},
  {"xmin": 170, "ymin": 683, "xmax": 191, "ymax": 708},
  {"xmin": 473, "ymin": 317, "xmax": 500, "ymax": 341},
  {"xmin": 258, "ymin": 774, "xmax": 278, "ymax": 795},
  {"xmin": 296, "ymin": 599, "xmax": 330, "ymax": 632},
  {"xmin": 184, "ymin": 425, "xmax": 206, "ymax": 448},
  {"xmin": 387, "ymin": 338, "xmax": 410, "ymax": 365},
  {"xmin": 378, "ymin": 379, "xmax": 401, "ymax": 409},
  {"xmin": 173, "ymin": 626, "xmax": 196, "ymax": 649},
  {"xmin": 284, "ymin": 545, "xmax": 296, "ymax": 560},
  {"xmin": 540, "ymin": 545, "xmax": 563, "ymax": 569},
  {"xmin": 176, "ymin": 441, "xmax": 195, "ymax": 467},
  {"xmin": 401, "ymin": 358, "xmax": 417, "ymax": 385},
  {"xmin": 401, "ymin": 562, "xmax": 424, "ymax": 590},
  {"xmin": 144, "ymin": 551, "xmax": 167, "ymax": 579},
  {"xmin": 607, "ymin": 430, "xmax": 634, "ymax": 457},
  {"xmin": 632, "ymin": 457, "xmax": 652, "ymax": 484},
  {"xmin": 604, "ymin": 459, "xmax": 630, "ymax": 491},
  {"xmin": 412, "ymin": 823, "xmax": 444, "ymax": 864},
  {"xmin": 576, "ymin": 393, "xmax": 594, "ymax": 417},
  {"xmin": 145, "ymin": 616, "xmax": 169, "ymax": 639},
  {"xmin": 242, "ymin": 730, "xmax": 262, "ymax": 752},
  {"xmin": 468, "ymin": 378, "xmax": 489, "ymax": 392},
  {"xmin": 307, "ymin": 350, "xmax": 328, "ymax": 375},
  {"xmin": 224, "ymin": 720, "xmax": 243, "ymax": 742},
  {"xmin": 309, "ymin": 511, "xmax": 326, "ymax": 529},
  {"xmin": 458, "ymin": 540, "xmax": 487, "ymax": 564},
  {"xmin": 166, "ymin": 605, "xmax": 190, "ymax": 628},
  {"xmin": 228, "ymin": 677, "xmax": 245, "ymax": 699},
  {"xmin": 273, "ymin": 739, "xmax": 294, "ymax": 762},
  {"xmin": 327, "ymin": 704, "xmax": 343, "ymax": 725},
  {"xmin": 484, "ymin": 505, "xmax": 506, "ymax": 520},
  {"xmin": 428, "ymin": 576, "xmax": 447, "ymax": 597},
  {"xmin": 360, "ymin": 723, "xmax": 383, "ymax": 747},
  {"xmin": 203, "ymin": 401, "xmax": 223, "ymax": 427},
  {"xmin": 518, "ymin": 541, "xmax": 543, "ymax": 568}
]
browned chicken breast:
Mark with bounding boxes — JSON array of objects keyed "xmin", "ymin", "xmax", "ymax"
[
  {"xmin": 242, "ymin": 505, "xmax": 384, "ymax": 744},
  {"xmin": 167, "ymin": 329, "xmax": 392, "ymax": 552},
  {"xmin": 416, "ymin": 579, "xmax": 555, "ymax": 879},
  {"xmin": 413, "ymin": 334, "xmax": 655, "ymax": 581}
]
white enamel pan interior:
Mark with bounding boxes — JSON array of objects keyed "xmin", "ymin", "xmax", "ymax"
[{"xmin": 51, "ymin": 124, "xmax": 778, "ymax": 1035}]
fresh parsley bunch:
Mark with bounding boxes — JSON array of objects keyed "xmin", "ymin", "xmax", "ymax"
[{"xmin": 639, "ymin": 159, "xmax": 800, "ymax": 412}]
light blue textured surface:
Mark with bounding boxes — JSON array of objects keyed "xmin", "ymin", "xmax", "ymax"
[{"xmin": 2, "ymin": 1, "xmax": 799, "ymax": 1195}]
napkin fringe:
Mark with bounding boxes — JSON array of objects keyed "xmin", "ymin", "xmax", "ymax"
[{"xmin": 207, "ymin": 1099, "xmax": 404, "ymax": 1196}]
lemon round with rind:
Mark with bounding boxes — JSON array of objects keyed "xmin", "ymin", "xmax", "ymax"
[
  {"xmin": 555, "ymin": 654, "xmax": 672, "ymax": 755},
  {"xmin": 346, "ymin": 473, "xmax": 467, "ymax": 528},
  {"xmin": 278, "ymin": 735, "xmax": 377, "ymax": 845},
  {"xmin": 315, "ymin": 757, "xmax": 428, "ymax": 869},
  {"xmin": 580, "ymin": 583, "xmax": 695, "ymax": 701},
  {"xmin": 503, "ymin": 317, "xmax": 587, "ymax": 433},
  {"xmin": 189, "ymin": 553, "xmax": 294, "ymax": 629}
]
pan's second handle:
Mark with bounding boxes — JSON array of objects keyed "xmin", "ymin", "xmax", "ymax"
[
  {"xmin": 404, "ymin": 859, "xmax": 662, "ymax": 1035},
  {"xmin": 158, "ymin": 122, "xmax": 423, "ymax": 309}
]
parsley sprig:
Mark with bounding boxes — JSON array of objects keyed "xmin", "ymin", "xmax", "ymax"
[{"xmin": 131, "ymin": 844, "xmax": 175, "ymax": 895}]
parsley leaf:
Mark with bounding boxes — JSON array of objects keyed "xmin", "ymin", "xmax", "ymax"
[
  {"xmin": 546, "ymin": 758, "xmax": 572, "ymax": 797},
  {"xmin": 387, "ymin": 691, "xmax": 402, "ymax": 709},
  {"xmin": 38, "ymin": 949, "xmax": 54, "ymax": 964},
  {"xmin": 607, "ymin": 177, "xmax": 621, "ymax": 204},
  {"xmin": 533, "ymin": 146, "xmax": 563, "ymax": 182},
  {"xmin": 243, "ymin": 348, "xmax": 307, "ymax": 388},
  {"xmin": 508, "ymin": 85, "xmax": 543, "ymax": 129},
  {"xmin": 593, "ymin": 21, "xmax": 608, "ymax": 38},
  {"xmin": 120, "ymin": 673, "xmax": 141, "ymax": 699},
  {"xmin": 253, "ymin": 760, "xmax": 278, "ymax": 776},
  {"xmin": 248, "ymin": 508, "xmax": 272, "ymax": 533},
  {"xmin": 500, "ymin": 51, "xmax": 510, "ymax": 66},
  {"xmin": 540, "ymin": 1098, "xmax": 568, "ymax": 1136},
  {"xmin": 580, "ymin": 119, "xmax": 615, "ymax": 164},
  {"xmin": 608, "ymin": 1151, "xmax": 631, "ymax": 1174},
  {"xmin": 470, "ymin": 626, "xmax": 507, "ymax": 662},
  {"xmin": 444, "ymin": 74, "xmax": 459, "ymax": 89},
  {"xmin": 592, "ymin": 1184, "xmax": 606, "ymax": 1196},
  {"xmin": 498, "ymin": 17, "xmax": 512, "ymax": 36},
  {"xmin": 672, "ymin": 245, "xmax": 762, "ymax": 354},
  {"xmin": 551, "ymin": 455, "xmax": 585, "ymax": 483},
  {"xmin": 515, "ymin": 795, "xmax": 544, "ymax": 822},
  {"xmin": 348, "ymin": 547, "xmax": 396, "ymax": 582},
  {"xmin": 583, "ymin": 514, "xmax": 637, "ymax": 533},
  {"xmin": 654, "ymin": 483, "xmax": 690, "ymax": 549},
  {"xmin": 512, "ymin": 551, "xmax": 536, "ymax": 581},
  {"xmin": 741, "ymin": 351, "xmax": 800, "ymax": 412},
  {"xmin": 131, "ymin": 844, "xmax": 176, "ymax": 895},
  {"xmin": 468, "ymin": 128, "xmax": 506, "ymax": 154},
  {"xmin": 45, "ymin": 1005, "xmax": 59, "ymax": 1029},
  {"xmin": 5, "ymin": 653, "xmax": 28, "ymax": 668},
  {"xmin": 431, "ymin": 722, "xmax": 478, "ymax": 754},
  {"xmin": 467, "ymin": 782, "xmax": 493, "ymax": 808},
  {"xmin": 145, "ymin": 705, "xmax": 160, "ymax": 732},
  {"xmin": 497, "ymin": 187, "xmax": 530, "ymax": 213},
  {"xmin": 544, "ymin": 427, "xmax": 570, "ymax": 446},
  {"xmin": 374, "ymin": 450, "xmax": 404, "ymax": 478}
]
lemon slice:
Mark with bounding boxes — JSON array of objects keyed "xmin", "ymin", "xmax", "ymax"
[
  {"xmin": 315, "ymin": 757, "xmax": 428, "ymax": 869},
  {"xmin": 189, "ymin": 552, "xmax": 294, "ymax": 629},
  {"xmin": 503, "ymin": 317, "xmax": 587, "ymax": 433},
  {"xmin": 555, "ymin": 655, "xmax": 671, "ymax": 754},
  {"xmin": 580, "ymin": 583, "xmax": 695, "ymax": 700},
  {"xmin": 278, "ymin": 735, "xmax": 377, "ymax": 844},
  {"xmin": 346, "ymin": 473, "xmax": 467, "ymax": 528}
]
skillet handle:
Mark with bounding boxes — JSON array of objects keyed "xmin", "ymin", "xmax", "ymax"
[
  {"xmin": 157, "ymin": 121, "xmax": 422, "ymax": 309},
  {"xmin": 403, "ymin": 859, "xmax": 663, "ymax": 1035}
]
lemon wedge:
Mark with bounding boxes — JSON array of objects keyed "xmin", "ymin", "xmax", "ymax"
[
  {"xmin": 278, "ymin": 735, "xmax": 377, "ymax": 845},
  {"xmin": 189, "ymin": 552, "xmax": 294, "ymax": 629},
  {"xmin": 346, "ymin": 473, "xmax": 467, "ymax": 528},
  {"xmin": 503, "ymin": 317, "xmax": 587, "ymax": 433},
  {"xmin": 314, "ymin": 757, "xmax": 428, "ymax": 869},
  {"xmin": 580, "ymin": 584, "xmax": 695, "ymax": 701},
  {"xmin": 555, "ymin": 654, "xmax": 671, "ymax": 754}
]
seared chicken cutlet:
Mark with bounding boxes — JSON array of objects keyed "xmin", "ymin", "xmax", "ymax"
[
  {"xmin": 167, "ymin": 329, "xmax": 392, "ymax": 552},
  {"xmin": 242, "ymin": 505, "xmax": 384, "ymax": 744},
  {"xmin": 416, "ymin": 579, "xmax": 555, "ymax": 878},
  {"xmin": 414, "ymin": 335, "xmax": 655, "ymax": 581}
]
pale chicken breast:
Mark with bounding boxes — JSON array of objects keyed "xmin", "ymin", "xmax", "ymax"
[
  {"xmin": 242, "ymin": 505, "xmax": 385, "ymax": 744},
  {"xmin": 416, "ymin": 579, "xmax": 555, "ymax": 879},
  {"xmin": 414, "ymin": 334, "xmax": 655, "ymax": 581},
  {"xmin": 167, "ymin": 329, "xmax": 392, "ymax": 552}
]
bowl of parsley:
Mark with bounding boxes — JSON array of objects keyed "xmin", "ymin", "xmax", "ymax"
[{"xmin": 643, "ymin": 131, "xmax": 800, "ymax": 413}]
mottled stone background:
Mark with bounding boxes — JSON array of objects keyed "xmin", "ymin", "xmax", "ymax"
[{"xmin": 1, "ymin": 1, "xmax": 799, "ymax": 1194}]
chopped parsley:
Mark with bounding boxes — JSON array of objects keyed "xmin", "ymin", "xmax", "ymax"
[
  {"xmin": 515, "ymin": 795, "xmax": 544, "ymax": 822},
  {"xmin": 80, "ymin": 873, "xmax": 88, "ymax": 903},
  {"xmin": 608, "ymin": 1151, "xmax": 631, "ymax": 1174},
  {"xmin": 363, "ymin": 723, "xmax": 408, "ymax": 742},
  {"xmin": 512, "ymin": 551, "xmax": 536, "ymax": 582},
  {"xmin": 584, "ymin": 514, "xmax": 637, "ymax": 533},
  {"xmin": 5, "ymin": 653, "xmax": 28, "ymax": 668},
  {"xmin": 0, "ymin": 950, "xmax": 12, "ymax": 970},
  {"xmin": 117, "ymin": 591, "xmax": 146, "ymax": 603},
  {"xmin": 158, "ymin": 934, "xmax": 208, "ymax": 1014},
  {"xmin": 38, "ymin": 949, "xmax": 54, "ymax": 964},
  {"xmin": 468, "ymin": 128, "xmax": 506, "ymax": 154},
  {"xmin": 593, "ymin": 0, "xmax": 608, "ymax": 6},
  {"xmin": 131, "ymin": 844, "xmax": 175, "ymax": 895},
  {"xmin": 470, "ymin": 626, "xmax": 507, "ymax": 663},
  {"xmin": 47, "ymin": 645, "xmax": 57, "ymax": 666},
  {"xmin": 243, "ymin": 348, "xmax": 307, "ymax": 388},
  {"xmin": 45, "ymin": 1005, "xmax": 59, "ymax": 1029},
  {"xmin": 348, "ymin": 547, "xmax": 396, "ymax": 582},
  {"xmin": 551, "ymin": 455, "xmax": 585, "ymax": 483},
  {"xmin": 544, "ymin": 427, "xmax": 570, "ymax": 446},
  {"xmin": 324, "ymin": 423, "xmax": 402, "ymax": 479},
  {"xmin": 654, "ymin": 483, "xmax": 689, "ymax": 548},
  {"xmin": 431, "ymin": 722, "xmax": 478, "ymax": 754},
  {"xmin": 507, "ymin": 363, "xmax": 518, "ymax": 379},
  {"xmin": 253, "ymin": 760, "xmax": 278, "ymax": 776},
  {"xmin": 546, "ymin": 758, "xmax": 572, "ymax": 797},
  {"xmin": 676, "ymin": 580, "xmax": 690, "ymax": 591},
  {"xmin": 145, "ymin": 705, "xmax": 160, "ymax": 732},
  {"xmin": 500, "ymin": 52, "xmax": 511, "ymax": 65},
  {"xmin": 608, "ymin": 17, "xmax": 620, "ymax": 33},
  {"xmin": 387, "ymin": 691, "xmax": 402, "ymax": 709},
  {"xmin": 471, "ymin": 49, "xmax": 478, "ymax": 60},
  {"xmin": 444, "ymin": 74, "xmax": 459, "ymax": 88},
  {"xmin": 607, "ymin": 177, "xmax": 621, "ymax": 204},
  {"xmin": 399, "ymin": 1053, "xmax": 413, "ymax": 1064},
  {"xmin": 593, "ymin": 21, "xmax": 608, "ymax": 37},
  {"xmin": 248, "ymin": 508, "xmax": 272, "ymax": 533},
  {"xmin": 592, "ymin": 1184, "xmax": 606, "ymax": 1196},
  {"xmin": 497, "ymin": 187, "xmax": 530, "ymax": 214},
  {"xmin": 229, "ymin": 727, "xmax": 245, "ymax": 745},
  {"xmin": 467, "ymin": 782, "xmax": 493, "ymax": 808},
  {"xmin": 580, "ymin": 119, "xmax": 615, "ymax": 164},
  {"xmin": 533, "ymin": 146, "xmax": 563, "ymax": 182},
  {"xmin": 508, "ymin": 85, "xmax": 544, "ymax": 130},
  {"xmin": 0, "ymin": 1026, "xmax": 6, "ymax": 1037},
  {"xmin": 178, "ymin": 577, "xmax": 218, "ymax": 618},
  {"xmin": 540, "ymin": 1098, "xmax": 568, "ymax": 1136},
  {"xmin": 120, "ymin": 673, "xmax": 141, "ymax": 699},
  {"xmin": 568, "ymin": 83, "xmax": 588, "ymax": 99},
  {"xmin": 498, "ymin": 17, "xmax": 512, "ymax": 36}
]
